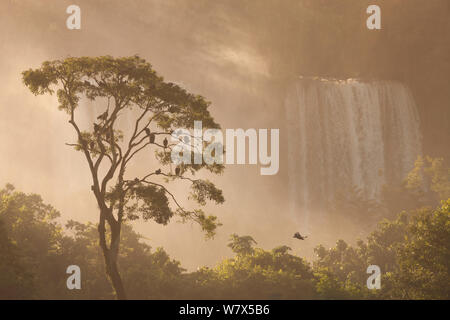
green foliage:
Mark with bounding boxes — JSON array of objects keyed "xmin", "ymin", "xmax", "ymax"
[
  {"xmin": 128, "ymin": 184, "xmax": 173, "ymax": 224},
  {"xmin": 0, "ymin": 218, "xmax": 34, "ymax": 299},
  {"xmin": 22, "ymin": 55, "xmax": 226, "ymax": 297},
  {"xmin": 227, "ymin": 234, "xmax": 257, "ymax": 255},
  {"xmin": 22, "ymin": 55, "xmax": 225, "ymax": 238},
  {"xmin": 22, "ymin": 55, "xmax": 219, "ymax": 130},
  {"xmin": 391, "ymin": 199, "xmax": 450, "ymax": 299},
  {"xmin": 314, "ymin": 200, "xmax": 450, "ymax": 299},
  {"xmin": 190, "ymin": 180, "xmax": 225, "ymax": 206},
  {"xmin": 0, "ymin": 184, "xmax": 184, "ymax": 299},
  {"xmin": 383, "ymin": 156, "xmax": 450, "ymax": 217},
  {"xmin": 1, "ymin": 184, "xmax": 448, "ymax": 299},
  {"xmin": 184, "ymin": 237, "xmax": 316, "ymax": 299},
  {"xmin": 0, "ymin": 184, "xmax": 64, "ymax": 299},
  {"xmin": 63, "ymin": 221, "xmax": 185, "ymax": 299}
]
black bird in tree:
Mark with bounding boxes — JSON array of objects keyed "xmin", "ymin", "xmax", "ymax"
[
  {"xmin": 79, "ymin": 139, "xmax": 87, "ymax": 150},
  {"xmin": 155, "ymin": 169, "xmax": 161, "ymax": 175},
  {"xmin": 163, "ymin": 137, "xmax": 168, "ymax": 148},
  {"xmin": 22, "ymin": 55, "xmax": 226, "ymax": 300},
  {"xmin": 168, "ymin": 106, "xmax": 179, "ymax": 113},
  {"xmin": 293, "ymin": 232, "xmax": 307, "ymax": 240},
  {"xmin": 145, "ymin": 128, "xmax": 155, "ymax": 144},
  {"xmin": 89, "ymin": 141, "xmax": 95, "ymax": 150},
  {"xmin": 97, "ymin": 110, "xmax": 108, "ymax": 121},
  {"xmin": 93, "ymin": 123, "xmax": 101, "ymax": 133},
  {"xmin": 175, "ymin": 166, "xmax": 180, "ymax": 176}
]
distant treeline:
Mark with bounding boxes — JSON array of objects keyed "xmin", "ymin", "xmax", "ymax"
[{"xmin": 1, "ymin": 156, "xmax": 449, "ymax": 299}]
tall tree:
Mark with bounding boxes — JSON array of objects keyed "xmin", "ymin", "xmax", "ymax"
[{"xmin": 22, "ymin": 56, "xmax": 225, "ymax": 299}]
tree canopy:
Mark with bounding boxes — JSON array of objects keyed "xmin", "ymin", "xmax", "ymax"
[
  {"xmin": 1, "ymin": 184, "xmax": 448, "ymax": 299},
  {"xmin": 22, "ymin": 55, "xmax": 225, "ymax": 298}
]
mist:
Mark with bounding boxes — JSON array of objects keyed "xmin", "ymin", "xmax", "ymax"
[{"xmin": 1, "ymin": 0, "xmax": 449, "ymax": 271}]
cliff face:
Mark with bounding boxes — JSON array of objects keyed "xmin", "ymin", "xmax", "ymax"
[{"xmin": 285, "ymin": 78, "xmax": 422, "ymax": 230}]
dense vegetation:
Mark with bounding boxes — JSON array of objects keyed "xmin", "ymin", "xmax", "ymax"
[
  {"xmin": 2, "ymin": 1, "xmax": 449, "ymax": 300},
  {"xmin": 21, "ymin": 55, "xmax": 225, "ymax": 299},
  {"xmin": 1, "ymin": 157, "xmax": 448, "ymax": 299}
]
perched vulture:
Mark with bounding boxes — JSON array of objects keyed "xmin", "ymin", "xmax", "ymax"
[
  {"xmin": 79, "ymin": 139, "xmax": 87, "ymax": 149},
  {"xmin": 97, "ymin": 111, "xmax": 108, "ymax": 121},
  {"xmin": 293, "ymin": 232, "xmax": 307, "ymax": 240}
]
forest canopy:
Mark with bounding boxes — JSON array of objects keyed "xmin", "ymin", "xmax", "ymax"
[{"xmin": 1, "ymin": 182, "xmax": 448, "ymax": 300}]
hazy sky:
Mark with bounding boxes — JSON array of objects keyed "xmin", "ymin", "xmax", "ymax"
[
  {"xmin": 3, "ymin": 0, "xmax": 447, "ymax": 270},
  {"xmin": 0, "ymin": 0, "xmax": 300, "ymax": 269}
]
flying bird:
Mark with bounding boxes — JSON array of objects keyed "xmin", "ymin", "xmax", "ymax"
[{"xmin": 293, "ymin": 232, "xmax": 307, "ymax": 240}]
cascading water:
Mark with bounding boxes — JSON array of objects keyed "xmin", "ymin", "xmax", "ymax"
[{"xmin": 286, "ymin": 77, "xmax": 422, "ymax": 232}]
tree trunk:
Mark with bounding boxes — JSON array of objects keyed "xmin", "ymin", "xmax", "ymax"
[
  {"xmin": 98, "ymin": 212, "xmax": 127, "ymax": 299},
  {"xmin": 104, "ymin": 250, "xmax": 127, "ymax": 300}
]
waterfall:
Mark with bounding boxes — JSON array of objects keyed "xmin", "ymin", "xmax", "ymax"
[{"xmin": 286, "ymin": 78, "xmax": 422, "ymax": 232}]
